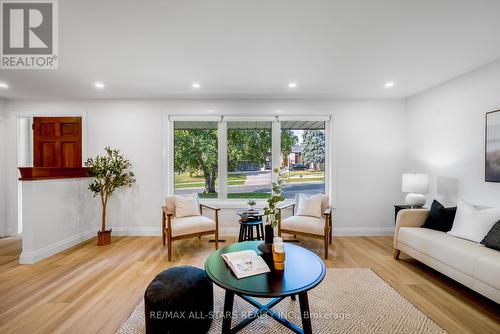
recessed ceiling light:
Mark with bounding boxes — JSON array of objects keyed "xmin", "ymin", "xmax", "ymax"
[
  {"xmin": 94, "ymin": 81, "xmax": 105, "ymax": 89},
  {"xmin": 192, "ymin": 82, "xmax": 201, "ymax": 89},
  {"xmin": 288, "ymin": 82, "xmax": 297, "ymax": 89},
  {"xmin": 0, "ymin": 82, "xmax": 9, "ymax": 89},
  {"xmin": 208, "ymin": 109, "xmax": 216, "ymax": 112},
  {"xmin": 384, "ymin": 81, "xmax": 395, "ymax": 88}
]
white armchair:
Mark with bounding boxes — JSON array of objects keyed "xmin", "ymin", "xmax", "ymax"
[
  {"xmin": 162, "ymin": 196, "xmax": 219, "ymax": 261},
  {"xmin": 277, "ymin": 194, "xmax": 332, "ymax": 259}
]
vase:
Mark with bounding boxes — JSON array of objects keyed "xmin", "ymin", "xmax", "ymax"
[
  {"xmin": 97, "ymin": 228, "xmax": 112, "ymax": 246},
  {"xmin": 258, "ymin": 225, "xmax": 274, "ymax": 267}
]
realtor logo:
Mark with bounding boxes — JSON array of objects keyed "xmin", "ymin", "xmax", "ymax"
[{"xmin": 1, "ymin": 0, "xmax": 58, "ymax": 69}]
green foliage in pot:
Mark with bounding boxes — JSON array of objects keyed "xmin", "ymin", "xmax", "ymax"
[
  {"xmin": 85, "ymin": 147, "xmax": 136, "ymax": 232},
  {"xmin": 263, "ymin": 167, "xmax": 286, "ymax": 228}
]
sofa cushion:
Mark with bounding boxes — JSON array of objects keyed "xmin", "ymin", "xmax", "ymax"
[
  {"xmin": 281, "ymin": 215, "xmax": 324, "ymax": 236},
  {"xmin": 481, "ymin": 220, "xmax": 500, "ymax": 251},
  {"xmin": 474, "ymin": 252, "xmax": 500, "ymax": 291},
  {"xmin": 294, "ymin": 194, "xmax": 329, "ymax": 216},
  {"xmin": 398, "ymin": 227, "xmax": 495, "ymax": 276},
  {"xmin": 447, "ymin": 199, "xmax": 500, "ymax": 243},
  {"xmin": 423, "ymin": 200, "xmax": 456, "ymax": 232},
  {"xmin": 295, "ymin": 193, "xmax": 323, "ymax": 218},
  {"xmin": 174, "ymin": 193, "xmax": 200, "ymax": 218},
  {"xmin": 171, "ymin": 215, "xmax": 215, "ymax": 237}
]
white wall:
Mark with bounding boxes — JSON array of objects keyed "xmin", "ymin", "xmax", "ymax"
[
  {"xmin": 4, "ymin": 98, "xmax": 406, "ymax": 262},
  {"xmin": 20, "ymin": 179, "xmax": 97, "ymax": 263},
  {"xmin": 0, "ymin": 99, "xmax": 6, "ymax": 237},
  {"xmin": 406, "ymin": 59, "xmax": 500, "ymax": 207}
]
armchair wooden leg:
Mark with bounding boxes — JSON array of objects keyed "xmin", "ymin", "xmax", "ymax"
[
  {"xmin": 167, "ymin": 234, "xmax": 172, "ymax": 261},
  {"xmin": 215, "ymin": 232, "xmax": 219, "ymax": 250},
  {"xmin": 324, "ymin": 234, "xmax": 329, "ymax": 260},
  {"xmin": 329, "ymin": 219, "xmax": 332, "ymax": 244},
  {"xmin": 161, "ymin": 212, "xmax": 166, "ymax": 246},
  {"xmin": 393, "ymin": 249, "xmax": 400, "ymax": 259}
]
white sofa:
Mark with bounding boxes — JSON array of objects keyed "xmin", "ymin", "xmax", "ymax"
[{"xmin": 393, "ymin": 209, "xmax": 500, "ymax": 304}]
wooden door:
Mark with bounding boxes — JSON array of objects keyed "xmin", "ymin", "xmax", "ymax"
[{"xmin": 33, "ymin": 117, "xmax": 82, "ymax": 168}]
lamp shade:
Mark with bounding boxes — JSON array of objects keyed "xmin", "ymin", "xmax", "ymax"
[{"xmin": 402, "ymin": 173, "xmax": 429, "ymax": 194}]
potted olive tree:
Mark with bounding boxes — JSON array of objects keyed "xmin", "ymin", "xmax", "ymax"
[{"xmin": 85, "ymin": 147, "xmax": 136, "ymax": 245}]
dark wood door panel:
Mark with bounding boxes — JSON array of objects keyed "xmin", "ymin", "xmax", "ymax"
[
  {"xmin": 61, "ymin": 142, "xmax": 77, "ymax": 167},
  {"xmin": 33, "ymin": 117, "xmax": 82, "ymax": 168}
]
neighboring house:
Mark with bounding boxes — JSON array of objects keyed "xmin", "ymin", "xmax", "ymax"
[
  {"xmin": 287, "ymin": 144, "xmax": 325, "ymax": 170},
  {"xmin": 288, "ymin": 145, "xmax": 303, "ymax": 166}
]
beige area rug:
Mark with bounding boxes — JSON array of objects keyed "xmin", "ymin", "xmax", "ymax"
[{"xmin": 116, "ymin": 268, "xmax": 446, "ymax": 334}]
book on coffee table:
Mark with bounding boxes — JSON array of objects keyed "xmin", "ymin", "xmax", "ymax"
[{"xmin": 221, "ymin": 250, "xmax": 270, "ymax": 279}]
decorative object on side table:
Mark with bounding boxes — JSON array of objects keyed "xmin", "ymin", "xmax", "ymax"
[
  {"xmin": 247, "ymin": 199, "xmax": 256, "ymax": 210},
  {"xmin": 402, "ymin": 173, "xmax": 428, "ymax": 208},
  {"xmin": 85, "ymin": 147, "xmax": 136, "ymax": 245},
  {"xmin": 259, "ymin": 167, "xmax": 286, "ymax": 263}
]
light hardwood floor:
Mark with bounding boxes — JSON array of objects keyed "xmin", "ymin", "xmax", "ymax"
[{"xmin": 0, "ymin": 235, "xmax": 498, "ymax": 334}]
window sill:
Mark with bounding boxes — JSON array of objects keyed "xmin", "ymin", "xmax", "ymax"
[{"xmin": 18, "ymin": 167, "xmax": 89, "ymax": 181}]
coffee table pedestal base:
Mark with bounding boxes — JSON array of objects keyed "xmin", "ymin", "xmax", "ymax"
[{"xmin": 221, "ymin": 290, "xmax": 312, "ymax": 334}]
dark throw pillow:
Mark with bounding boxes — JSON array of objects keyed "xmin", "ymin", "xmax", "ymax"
[
  {"xmin": 423, "ymin": 200, "xmax": 457, "ymax": 232},
  {"xmin": 481, "ymin": 221, "xmax": 500, "ymax": 251}
]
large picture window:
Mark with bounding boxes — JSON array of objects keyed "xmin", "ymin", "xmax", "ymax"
[
  {"xmin": 227, "ymin": 121, "xmax": 272, "ymax": 199},
  {"xmin": 280, "ymin": 120, "xmax": 326, "ymax": 199},
  {"xmin": 174, "ymin": 121, "xmax": 218, "ymax": 198},
  {"xmin": 170, "ymin": 117, "xmax": 329, "ymax": 201}
]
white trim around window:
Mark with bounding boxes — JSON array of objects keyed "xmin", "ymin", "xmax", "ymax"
[{"xmin": 166, "ymin": 115, "xmax": 332, "ymax": 206}]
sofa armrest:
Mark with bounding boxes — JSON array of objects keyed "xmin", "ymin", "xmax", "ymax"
[{"xmin": 393, "ymin": 208, "xmax": 429, "ymax": 249}]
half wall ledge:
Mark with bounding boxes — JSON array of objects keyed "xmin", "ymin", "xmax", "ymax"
[{"xmin": 18, "ymin": 167, "xmax": 89, "ymax": 181}]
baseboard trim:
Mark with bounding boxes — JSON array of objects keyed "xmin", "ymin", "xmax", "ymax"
[{"xmin": 19, "ymin": 230, "xmax": 94, "ymax": 264}]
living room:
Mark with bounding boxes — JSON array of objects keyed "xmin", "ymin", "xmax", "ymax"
[{"xmin": 0, "ymin": 1, "xmax": 499, "ymax": 333}]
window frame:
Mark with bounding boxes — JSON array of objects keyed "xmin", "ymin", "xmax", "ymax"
[{"xmin": 167, "ymin": 115, "xmax": 332, "ymax": 205}]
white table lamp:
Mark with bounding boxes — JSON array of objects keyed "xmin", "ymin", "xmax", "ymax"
[{"xmin": 402, "ymin": 173, "xmax": 429, "ymax": 208}]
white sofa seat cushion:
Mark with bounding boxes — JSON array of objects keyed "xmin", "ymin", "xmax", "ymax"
[
  {"xmin": 281, "ymin": 215, "xmax": 325, "ymax": 236},
  {"xmin": 474, "ymin": 252, "xmax": 500, "ymax": 290},
  {"xmin": 398, "ymin": 227, "xmax": 495, "ymax": 276},
  {"xmin": 171, "ymin": 215, "xmax": 215, "ymax": 237}
]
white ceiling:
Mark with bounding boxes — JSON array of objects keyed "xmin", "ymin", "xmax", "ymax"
[{"xmin": 1, "ymin": 0, "xmax": 500, "ymax": 100}]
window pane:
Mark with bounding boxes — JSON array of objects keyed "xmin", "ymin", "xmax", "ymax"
[
  {"xmin": 281, "ymin": 121, "xmax": 325, "ymax": 199},
  {"xmin": 227, "ymin": 121, "xmax": 272, "ymax": 199},
  {"xmin": 174, "ymin": 121, "xmax": 218, "ymax": 199}
]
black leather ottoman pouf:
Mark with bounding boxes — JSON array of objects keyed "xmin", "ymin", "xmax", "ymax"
[{"xmin": 144, "ymin": 266, "xmax": 213, "ymax": 334}]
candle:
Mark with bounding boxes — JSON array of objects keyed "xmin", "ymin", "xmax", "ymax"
[{"xmin": 272, "ymin": 241, "xmax": 286, "ymax": 270}]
